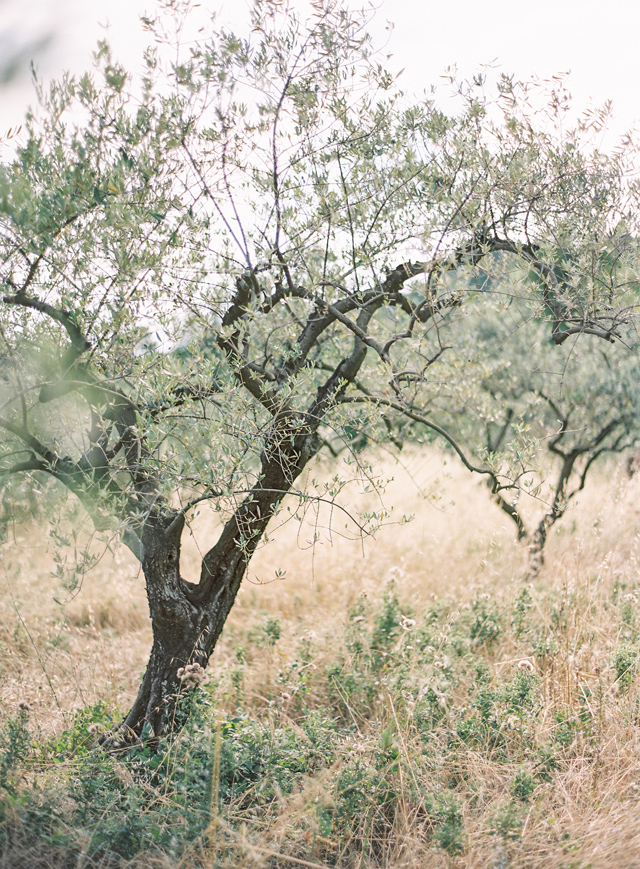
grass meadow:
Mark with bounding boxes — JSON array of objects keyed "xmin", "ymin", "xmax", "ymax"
[{"xmin": 1, "ymin": 449, "xmax": 640, "ymax": 867}]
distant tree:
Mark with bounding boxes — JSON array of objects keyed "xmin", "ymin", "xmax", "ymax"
[
  {"xmin": 412, "ymin": 297, "xmax": 640, "ymax": 571},
  {"xmin": 0, "ymin": 0, "xmax": 638, "ymax": 739}
]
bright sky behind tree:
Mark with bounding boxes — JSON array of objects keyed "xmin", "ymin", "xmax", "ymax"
[{"xmin": 0, "ymin": 0, "xmax": 639, "ymax": 149}]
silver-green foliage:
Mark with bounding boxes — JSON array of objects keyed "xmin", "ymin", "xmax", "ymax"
[{"xmin": 0, "ymin": 0, "xmax": 638, "ymax": 563}]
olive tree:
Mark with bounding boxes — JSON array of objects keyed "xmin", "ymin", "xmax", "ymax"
[
  {"xmin": 1, "ymin": 0, "xmax": 638, "ymax": 739},
  {"xmin": 409, "ymin": 292, "xmax": 640, "ymax": 571}
]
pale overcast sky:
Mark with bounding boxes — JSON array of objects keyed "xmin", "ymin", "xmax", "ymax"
[{"xmin": 0, "ymin": 0, "xmax": 638, "ymax": 144}]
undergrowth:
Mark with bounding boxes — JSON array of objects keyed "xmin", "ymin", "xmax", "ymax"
[{"xmin": 2, "ymin": 575, "xmax": 640, "ymax": 868}]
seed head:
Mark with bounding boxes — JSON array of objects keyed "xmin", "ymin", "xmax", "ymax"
[{"xmin": 517, "ymin": 659, "xmax": 535, "ymax": 672}]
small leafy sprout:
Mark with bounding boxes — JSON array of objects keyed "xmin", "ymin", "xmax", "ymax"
[{"xmin": 510, "ymin": 769, "xmax": 536, "ymax": 802}]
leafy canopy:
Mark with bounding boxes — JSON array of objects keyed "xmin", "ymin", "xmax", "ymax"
[{"xmin": 0, "ymin": 0, "xmax": 639, "ymax": 561}]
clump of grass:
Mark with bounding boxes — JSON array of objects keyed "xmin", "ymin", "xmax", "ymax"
[{"xmin": 0, "ymin": 710, "xmax": 30, "ymax": 797}]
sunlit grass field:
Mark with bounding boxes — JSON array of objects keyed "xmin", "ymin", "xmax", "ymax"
[{"xmin": 2, "ymin": 449, "xmax": 640, "ymax": 867}]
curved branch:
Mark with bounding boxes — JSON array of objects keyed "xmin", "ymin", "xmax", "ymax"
[
  {"xmin": 339, "ymin": 395, "xmax": 502, "ymax": 490},
  {"xmin": 490, "ymin": 484, "xmax": 529, "ymax": 540},
  {"xmin": 0, "ymin": 415, "xmax": 61, "ymax": 466},
  {"xmin": 0, "ymin": 454, "xmax": 47, "ymax": 480},
  {"xmin": 0, "ymin": 414, "xmax": 146, "ymax": 559},
  {"xmin": 2, "ymin": 289, "xmax": 92, "ymax": 355}
]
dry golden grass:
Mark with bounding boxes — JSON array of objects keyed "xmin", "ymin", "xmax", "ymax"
[
  {"xmin": 0, "ymin": 449, "xmax": 520, "ymax": 731},
  {"xmin": 3, "ymin": 448, "xmax": 640, "ymax": 867}
]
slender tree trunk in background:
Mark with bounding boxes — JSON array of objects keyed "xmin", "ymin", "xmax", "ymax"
[
  {"xmin": 526, "ymin": 452, "xmax": 578, "ymax": 577},
  {"xmin": 527, "ymin": 517, "xmax": 550, "ymax": 577}
]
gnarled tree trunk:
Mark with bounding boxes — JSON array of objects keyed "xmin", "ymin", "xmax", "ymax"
[{"xmin": 120, "ymin": 432, "xmax": 311, "ymax": 740}]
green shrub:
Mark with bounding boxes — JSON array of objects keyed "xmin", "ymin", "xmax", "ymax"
[
  {"xmin": 614, "ymin": 643, "xmax": 638, "ymax": 691},
  {"xmin": 0, "ymin": 711, "xmax": 30, "ymax": 797}
]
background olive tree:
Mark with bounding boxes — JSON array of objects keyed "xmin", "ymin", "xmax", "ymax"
[
  {"xmin": 415, "ymin": 286, "xmax": 640, "ymax": 571},
  {"xmin": 1, "ymin": 0, "xmax": 639, "ymax": 739}
]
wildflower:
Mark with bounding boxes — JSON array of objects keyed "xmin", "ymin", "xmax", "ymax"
[
  {"xmin": 517, "ymin": 659, "xmax": 535, "ymax": 672},
  {"xmin": 178, "ymin": 661, "xmax": 206, "ymax": 687},
  {"xmin": 400, "ymin": 615, "xmax": 416, "ymax": 630},
  {"xmin": 18, "ymin": 701, "xmax": 30, "ymax": 713}
]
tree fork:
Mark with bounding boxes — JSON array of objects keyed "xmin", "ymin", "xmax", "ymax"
[{"xmin": 118, "ymin": 431, "xmax": 315, "ymax": 740}]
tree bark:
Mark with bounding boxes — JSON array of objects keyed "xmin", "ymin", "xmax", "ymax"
[
  {"xmin": 118, "ymin": 429, "xmax": 311, "ymax": 740},
  {"xmin": 120, "ymin": 512, "xmax": 203, "ymax": 738},
  {"xmin": 113, "ymin": 298, "xmax": 372, "ymax": 741}
]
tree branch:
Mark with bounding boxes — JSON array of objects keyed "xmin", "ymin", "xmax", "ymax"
[
  {"xmin": 338, "ymin": 394, "xmax": 503, "ymax": 491},
  {"xmin": 0, "ymin": 454, "xmax": 47, "ymax": 480},
  {"xmin": 490, "ymin": 485, "xmax": 528, "ymax": 540},
  {"xmin": 2, "ymin": 289, "xmax": 92, "ymax": 355}
]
